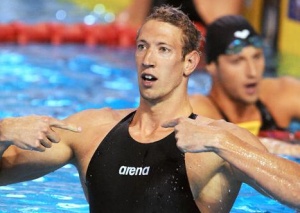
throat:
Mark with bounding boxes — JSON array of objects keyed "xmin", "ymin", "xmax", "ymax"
[{"xmin": 129, "ymin": 125, "xmax": 173, "ymax": 144}]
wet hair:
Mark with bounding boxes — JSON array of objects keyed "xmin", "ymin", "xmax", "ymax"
[
  {"xmin": 205, "ymin": 15, "xmax": 260, "ymax": 64},
  {"xmin": 138, "ymin": 5, "xmax": 201, "ymax": 59}
]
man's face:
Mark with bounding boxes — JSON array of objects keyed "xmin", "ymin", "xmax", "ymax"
[
  {"xmin": 214, "ymin": 46, "xmax": 265, "ymax": 104},
  {"xmin": 135, "ymin": 20, "xmax": 187, "ymax": 103}
]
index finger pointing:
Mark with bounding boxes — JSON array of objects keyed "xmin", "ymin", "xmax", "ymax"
[{"xmin": 49, "ymin": 119, "xmax": 82, "ymax": 132}]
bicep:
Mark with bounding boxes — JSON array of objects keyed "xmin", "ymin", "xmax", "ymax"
[
  {"xmin": 197, "ymin": 167, "xmax": 241, "ymax": 212},
  {"xmin": 0, "ymin": 142, "xmax": 72, "ymax": 185}
]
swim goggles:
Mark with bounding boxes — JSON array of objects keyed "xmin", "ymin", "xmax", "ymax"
[{"xmin": 225, "ymin": 36, "xmax": 263, "ymax": 55}]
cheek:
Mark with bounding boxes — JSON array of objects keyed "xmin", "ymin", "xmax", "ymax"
[
  {"xmin": 256, "ymin": 59, "xmax": 265, "ymax": 75},
  {"xmin": 218, "ymin": 66, "xmax": 239, "ymax": 82},
  {"xmin": 218, "ymin": 70, "xmax": 243, "ymax": 92},
  {"xmin": 161, "ymin": 58, "xmax": 184, "ymax": 75}
]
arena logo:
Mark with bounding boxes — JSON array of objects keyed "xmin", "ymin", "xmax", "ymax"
[{"xmin": 119, "ymin": 166, "xmax": 150, "ymax": 176}]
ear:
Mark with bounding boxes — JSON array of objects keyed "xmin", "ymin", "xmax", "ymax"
[
  {"xmin": 205, "ymin": 61, "xmax": 217, "ymax": 76},
  {"xmin": 183, "ymin": 50, "xmax": 200, "ymax": 77}
]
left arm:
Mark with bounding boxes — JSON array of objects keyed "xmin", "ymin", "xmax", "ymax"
[{"xmin": 163, "ymin": 116, "xmax": 300, "ymax": 210}]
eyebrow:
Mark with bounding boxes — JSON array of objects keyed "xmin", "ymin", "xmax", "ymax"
[{"xmin": 137, "ymin": 39, "xmax": 171, "ymax": 47}]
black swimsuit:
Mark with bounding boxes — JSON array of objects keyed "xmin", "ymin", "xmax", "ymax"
[
  {"xmin": 86, "ymin": 111, "xmax": 200, "ymax": 213},
  {"xmin": 255, "ymin": 100, "xmax": 285, "ymax": 131},
  {"xmin": 210, "ymin": 97, "xmax": 285, "ymax": 131}
]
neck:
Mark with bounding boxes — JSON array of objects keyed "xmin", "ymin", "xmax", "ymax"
[
  {"xmin": 209, "ymin": 90, "xmax": 259, "ymax": 123},
  {"xmin": 133, "ymin": 94, "xmax": 192, "ymax": 128},
  {"xmin": 140, "ymin": 94, "xmax": 192, "ymax": 119},
  {"xmin": 129, "ymin": 95, "xmax": 192, "ymax": 143}
]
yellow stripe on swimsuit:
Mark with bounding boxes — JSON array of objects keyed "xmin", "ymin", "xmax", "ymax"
[{"xmin": 237, "ymin": 120, "xmax": 261, "ymax": 136}]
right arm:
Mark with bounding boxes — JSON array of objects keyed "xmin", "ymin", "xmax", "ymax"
[{"xmin": 0, "ymin": 115, "xmax": 80, "ymax": 185}]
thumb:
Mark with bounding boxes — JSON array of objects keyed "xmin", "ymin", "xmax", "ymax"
[{"xmin": 161, "ymin": 118, "xmax": 179, "ymax": 128}]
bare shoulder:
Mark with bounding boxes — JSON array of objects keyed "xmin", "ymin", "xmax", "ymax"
[
  {"xmin": 56, "ymin": 107, "xmax": 135, "ymax": 146},
  {"xmin": 260, "ymin": 76, "xmax": 300, "ymax": 126},
  {"xmin": 260, "ymin": 76, "xmax": 300, "ymax": 103},
  {"xmin": 58, "ymin": 108, "xmax": 135, "ymax": 161},
  {"xmin": 189, "ymin": 94, "xmax": 222, "ymax": 119},
  {"xmin": 261, "ymin": 76, "xmax": 300, "ymax": 93},
  {"xmin": 64, "ymin": 107, "xmax": 135, "ymax": 127}
]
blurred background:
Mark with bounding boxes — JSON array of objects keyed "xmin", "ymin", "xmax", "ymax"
[
  {"xmin": 0, "ymin": 0, "xmax": 299, "ymax": 77},
  {"xmin": 242, "ymin": 0, "xmax": 300, "ymax": 77}
]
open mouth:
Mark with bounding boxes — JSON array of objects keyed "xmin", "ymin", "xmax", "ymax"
[
  {"xmin": 141, "ymin": 73, "xmax": 157, "ymax": 81},
  {"xmin": 245, "ymin": 83, "xmax": 257, "ymax": 89},
  {"xmin": 244, "ymin": 83, "xmax": 258, "ymax": 94}
]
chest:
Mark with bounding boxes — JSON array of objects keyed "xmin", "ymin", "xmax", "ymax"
[{"xmin": 85, "ymin": 126, "xmax": 202, "ymax": 212}]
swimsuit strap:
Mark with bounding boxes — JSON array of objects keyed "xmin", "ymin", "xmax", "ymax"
[
  {"xmin": 208, "ymin": 95, "xmax": 285, "ymax": 131},
  {"xmin": 189, "ymin": 112, "xmax": 198, "ymax": 120},
  {"xmin": 256, "ymin": 100, "xmax": 285, "ymax": 131}
]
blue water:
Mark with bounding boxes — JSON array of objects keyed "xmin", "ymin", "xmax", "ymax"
[{"xmin": 0, "ymin": 44, "xmax": 298, "ymax": 213}]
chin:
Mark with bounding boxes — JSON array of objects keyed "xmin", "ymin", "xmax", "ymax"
[{"xmin": 246, "ymin": 97, "xmax": 259, "ymax": 105}]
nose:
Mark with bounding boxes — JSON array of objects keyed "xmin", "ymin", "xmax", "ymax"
[
  {"xmin": 246, "ymin": 59, "xmax": 258, "ymax": 77},
  {"xmin": 142, "ymin": 49, "xmax": 155, "ymax": 69}
]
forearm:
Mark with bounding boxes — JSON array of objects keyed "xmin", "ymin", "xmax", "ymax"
[{"xmin": 215, "ymin": 132, "xmax": 300, "ymax": 209}]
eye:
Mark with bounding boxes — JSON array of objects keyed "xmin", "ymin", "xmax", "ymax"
[
  {"xmin": 231, "ymin": 59, "xmax": 241, "ymax": 64},
  {"xmin": 253, "ymin": 51, "xmax": 263, "ymax": 60},
  {"xmin": 137, "ymin": 43, "xmax": 146, "ymax": 51},
  {"xmin": 159, "ymin": 46, "xmax": 170, "ymax": 53},
  {"xmin": 228, "ymin": 56, "xmax": 243, "ymax": 64}
]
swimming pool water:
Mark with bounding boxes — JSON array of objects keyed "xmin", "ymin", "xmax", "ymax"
[{"xmin": 0, "ymin": 44, "xmax": 298, "ymax": 213}]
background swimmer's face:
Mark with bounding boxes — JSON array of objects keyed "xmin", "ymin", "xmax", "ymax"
[{"xmin": 212, "ymin": 46, "xmax": 265, "ymax": 104}]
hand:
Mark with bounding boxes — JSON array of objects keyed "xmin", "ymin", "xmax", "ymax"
[
  {"xmin": 0, "ymin": 115, "xmax": 81, "ymax": 152},
  {"xmin": 162, "ymin": 116, "xmax": 216, "ymax": 153},
  {"xmin": 162, "ymin": 115, "xmax": 260, "ymax": 153}
]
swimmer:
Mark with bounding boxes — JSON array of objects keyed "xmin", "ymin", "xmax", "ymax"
[
  {"xmin": 1, "ymin": 6, "xmax": 300, "ymax": 212},
  {"xmin": 190, "ymin": 15, "xmax": 300, "ymax": 157}
]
